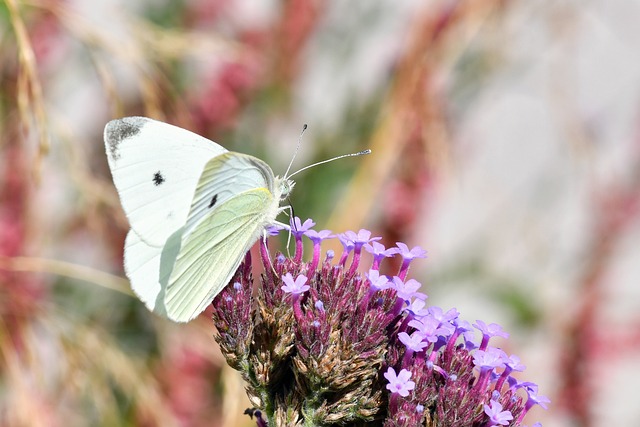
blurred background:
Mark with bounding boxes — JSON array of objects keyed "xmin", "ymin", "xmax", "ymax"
[{"xmin": 1, "ymin": 0, "xmax": 639, "ymax": 426}]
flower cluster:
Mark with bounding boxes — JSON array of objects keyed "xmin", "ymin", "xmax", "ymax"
[{"xmin": 211, "ymin": 218, "xmax": 548, "ymax": 426}]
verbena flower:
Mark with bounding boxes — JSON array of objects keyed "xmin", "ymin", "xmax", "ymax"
[
  {"xmin": 384, "ymin": 367, "xmax": 416, "ymax": 397},
  {"xmin": 281, "ymin": 273, "xmax": 310, "ymax": 295},
  {"xmin": 484, "ymin": 400, "xmax": 514, "ymax": 426},
  {"xmin": 211, "ymin": 217, "xmax": 548, "ymax": 427}
]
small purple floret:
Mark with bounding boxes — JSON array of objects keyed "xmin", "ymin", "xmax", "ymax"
[
  {"xmin": 364, "ymin": 241, "xmax": 399, "ymax": 270},
  {"xmin": 484, "ymin": 400, "xmax": 513, "ymax": 426},
  {"xmin": 398, "ymin": 331, "xmax": 429, "ymax": 353},
  {"xmin": 384, "ymin": 367, "xmax": 415, "ymax": 397},
  {"xmin": 281, "ymin": 273, "xmax": 310, "ymax": 295}
]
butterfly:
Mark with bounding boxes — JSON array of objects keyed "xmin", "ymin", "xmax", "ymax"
[{"xmin": 104, "ymin": 117, "xmax": 293, "ymax": 322}]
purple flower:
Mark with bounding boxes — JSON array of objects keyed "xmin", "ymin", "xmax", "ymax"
[
  {"xmin": 474, "ymin": 320, "xmax": 509, "ymax": 339},
  {"xmin": 391, "ymin": 277, "xmax": 426, "ymax": 301},
  {"xmin": 428, "ymin": 306, "xmax": 459, "ymax": 324},
  {"xmin": 364, "ymin": 241, "xmax": 399, "ymax": 270},
  {"xmin": 291, "ymin": 217, "xmax": 316, "ymax": 238},
  {"xmin": 445, "ymin": 319, "xmax": 473, "ymax": 353},
  {"xmin": 305, "ymin": 229, "xmax": 333, "ymax": 244},
  {"xmin": 305, "ymin": 229, "xmax": 333, "ymax": 272},
  {"xmin": 474, "ymin": 320, "xmax": 509, "ymax": 350},
  {"xmin": 484, "ymin": 400, "xmax": 513, "ymax": 426},
  {"xmin": 404, "ymin": 298, "xmax": 430, "ymax": 317},
  {"xmin": 366, "ymin": 269, "xmax": 390, "ymax": 292},
  {"xmin": 472, "ymin": 347, "xmax": 508, "ymax": 393},
  {"xmin": 409, "ymin": 315, "xmax": 446, "ymax": 343},
  {"xmin": 473, "ymin": 348, "xmax": 507, "ymax": 370},
  {"xmin": 337, "ymin": 233, "xmax": 356, "ymax": 266},
  {"xmin": 396, "ymin": 242, "xmax": 428, "ymax": 261},
  {"xmin": 396, "ymin": 243, "xmax": 427, "ymax": 280},
  {"xmin": 398, "ymin": 331, "xmax": 429, "ymax": 353},
  {"xmin": 281, "ymin": 273, "xmax": 310, "ymax": 295},
  {"xmin": 494, "ymin": 354, "xmax": 527, "ymax": 391},
  {"xmin": 523, "ymin": 385, "xmax": 551, "ymax": 411},
  {"xmin": 341, "ymin": 229, "xmax": 382, "ymax": 250},
  {"xmin": 384, "ymin": 367, "xmax": 415, "ymax": 397},
  {"xmin": 289, "ymin": 217, "xmax": 315, "ymax": 263},
  {"xmin": 211, "ymin": 218, "xmax": 548, "ymax": 426},
  {"xmin": 336, "ymin": 230, "xmax": 382, "ymax": 275},
  {"xmin": 265, "ymin": 223, "xmax": 287, "ymax": 236},
  {"xmin": 463, "ymin": 330, "xmax": 480, "ymax": 350},
  {"xmin": 505, "ymin": 354, "xmax": 526, "ymax": 372}
]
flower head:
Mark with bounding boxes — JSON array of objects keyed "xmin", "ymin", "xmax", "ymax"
[{"xmin": 210, "ymin": 219, "xmax": 548, "ymax": 427}]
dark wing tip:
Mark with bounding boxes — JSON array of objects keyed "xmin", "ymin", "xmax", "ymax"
[{"xmin": 104, "ymin": 117, "xmax": 148, "ymax": 161}]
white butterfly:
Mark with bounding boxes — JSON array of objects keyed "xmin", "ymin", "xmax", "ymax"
[{"xmin": 104, "ymin": 117, "xmax": 293, "ymax": 322}]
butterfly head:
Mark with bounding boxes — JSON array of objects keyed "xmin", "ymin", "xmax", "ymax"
[{"xmin": 279, "ymin": 178, "xmax": 295, "ymax": 200}]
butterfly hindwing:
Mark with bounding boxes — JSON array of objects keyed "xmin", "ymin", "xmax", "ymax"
[
  {"xmin": 165, "ymin": 188, "xmax": 278, "ymax": 322},
  {"xmin": 123, "ymin": 226, "xmax": 183, "ymax": 317},
  {"xmin": 105, "ymin": 117, "xmax": 226, "ymax": 247}
]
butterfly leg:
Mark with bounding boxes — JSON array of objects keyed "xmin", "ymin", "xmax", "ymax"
[{"xmin": 260, "ymin": 229, "xmax": 278, "ymax": 277}]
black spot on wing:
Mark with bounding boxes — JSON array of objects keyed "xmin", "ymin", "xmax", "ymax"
[
  {"xmin": 208, "ymin": 194, "xmax": 218, "ymax": 208},
  {"xmin": 105, "ymin": 117, "xmax": 146, "ymax": 161},
  {"xmin": 153, "ymin": 171, "xmax": 165, "ymax": 186}
]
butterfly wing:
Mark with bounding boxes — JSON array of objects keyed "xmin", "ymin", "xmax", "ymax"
[
  {"xmin": 164, "ymin": 153, "xmax": 282, "ymax": 322},
  {"xmin": 182, "ymin": 152, "xmax": 277, "ymax": 237},
  {"xmin": 123, "ymin": 226, "xmax": 182, "ymax": 317},
  {"xmin": 104, "ymin": 117, "xmax": 226, "ymax": 247}
]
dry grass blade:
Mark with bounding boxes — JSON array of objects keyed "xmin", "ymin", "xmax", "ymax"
[
  {"xmin": 5, "ymin": 0, "xmax": 50, "ymax": 181},
  {"xmin": 0, "ymin": 256, "xmax": 132, "ymax": 296},
  {"xmin": 0, "ymin": 312, "xmax": 177, "ymax": 426}
]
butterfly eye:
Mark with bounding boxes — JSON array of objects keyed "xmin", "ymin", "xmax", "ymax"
[{"xmin": 280, "ymin": 180, "xmax": 295, "ymax": 199}]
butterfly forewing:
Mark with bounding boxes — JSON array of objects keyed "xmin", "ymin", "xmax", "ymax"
[{"xmin": 105, "ymin": 117, "xmax": 226, "ymax": 247}]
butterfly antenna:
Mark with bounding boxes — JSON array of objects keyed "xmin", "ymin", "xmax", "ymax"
[
  {"xmin": 287, "ymin": 149, "xmax": 372, "ymax": 179},
  {"xmin": 283, "ymin": 124, "xmax": 308, "ymax": 179}
]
